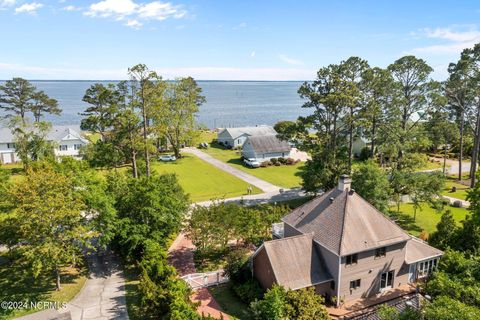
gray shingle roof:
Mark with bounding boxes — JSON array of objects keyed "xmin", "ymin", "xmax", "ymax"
[
  {"xmin": 282, "ymin": 189, "xmax": 411, "ymax": 256},
  {"xmin": 245, "ymin": 135, "xmax": 291, "ymax": 154},
  {"xmin": 405, "ymin": 237, "xmax": 443, "ymax": 264},
  {"xmin": 220, "ymin": 125, "xmax": 277, "ymax": 139},
  {"xmin": 262, "ymin": 233, "xmax": 333, "ymax": 290},
  {"xmin": 0, "ymin": 125, "xmax": 86, "ymax": 143}
]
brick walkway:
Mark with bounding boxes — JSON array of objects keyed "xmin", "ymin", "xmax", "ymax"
[{"xmin": 168, "ymin": 233, "xmax": 229, "ymax": 319}]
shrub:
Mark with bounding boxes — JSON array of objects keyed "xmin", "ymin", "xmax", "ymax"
[
  {"xmin": 278, "ymin": 157, "xmax": 287, "ymax": 164},
  {"xmin": 274, "ymin": 162, "xmax": 281, "ymax": 166},
  {"xmin": 270, "ymin": 158, "xmax": 278, "ymax": 165},
  {"xmin": 286, "ymin": 158, "xmax": 295, "ymax": 165},
  {"xmin": 260, "ymin": 161, "xmax": 269, "ymax": 167},
  {"xmin": 224, "ymin": 247, "xmax": 251, "ymax": 283},
  {"xmin": 233, "ymin": 279, "xmax": 263, "ymax": 304}
]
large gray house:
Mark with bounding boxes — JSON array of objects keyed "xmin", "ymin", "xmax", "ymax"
[
  {"xmin": 217, "ymin": 125, "xmax": 277, "ymax": 148},
  {"xmin": 242, "ymin": 135, "xmax": 291, "ymax": 162},
  {"xmin": 252, "ymin": 175, "xmax": 442, "ymax": 307}
]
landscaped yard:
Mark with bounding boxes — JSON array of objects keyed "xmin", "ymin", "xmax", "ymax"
[
  {"xmin": 0, "ymin": 252, "xmax": 87, "ymax": 320},
  {"xmin": 389, "ymin": 202, "xmax": 469, "ymax": 236},
  {"xmin": 442, "ymin": 178, "xmax": 470, "ymax": 200},
  {"xmin": 151, "ymin": 155, "xmax": 262, "ymax": 202},
  {"xmin": 203, "ymin": 144, "xmax": 304, "ymax": 188},
  {"xmin": 209, "ymin": 284, "xmax": 254, "ymax": 320}
]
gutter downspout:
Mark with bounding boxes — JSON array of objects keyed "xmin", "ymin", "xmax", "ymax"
[{"xmin": 337, "ymin": 255, "xmax": 342, "ymax": 307}]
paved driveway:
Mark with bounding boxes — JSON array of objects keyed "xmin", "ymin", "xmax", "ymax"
[
  {"xmin": 17, "ymin": 249, "xmax": 128, "ymax": 320},
  {"xmin": 183, "ymin": 147, "xmax": 280, "ymax": 192}
]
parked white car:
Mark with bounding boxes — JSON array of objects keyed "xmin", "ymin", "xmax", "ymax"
[
  {"xmin": 159, "ymin": 155, "xmax": 177, "ymax": 162},
  {"xmin": 244, "ymin": 158, "xmax": 260, "ymax": 168}
]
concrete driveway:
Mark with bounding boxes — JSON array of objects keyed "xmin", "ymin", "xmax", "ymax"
[{"xmin": 183, "ymin": 147, "xmax": 280, "ymax": 192}]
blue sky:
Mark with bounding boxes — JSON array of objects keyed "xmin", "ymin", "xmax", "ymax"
[{"xmin": 0, "ymin": 0, "xmax": 479, "ymax": 80}]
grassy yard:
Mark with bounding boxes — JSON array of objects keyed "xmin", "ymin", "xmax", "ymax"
[
  {"xmin": 209, "ymin": 284, "xmax": 254, "ymax": 320},
  {"xmin": 203, "ymin": 144, "xmax": 304, "ymax": 188},
  {"xmin": 0, "ymin": 253, "xmax": 87, "ymax": 320},
  {"xmin": 442, "ymin": 178, "xmax": 470, "ymax": 200},
  {"xmin": 123, "ymin": 264, "xmax": 143, "ymax": 320},
  {"xmin": 151, "ymin": 155, "xmax": 262, "ymax": 202},
  {"xmin": 389, "ymin": 202, "xmax": 469, "ymax": 236}
]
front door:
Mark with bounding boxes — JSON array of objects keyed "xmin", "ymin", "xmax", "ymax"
[
  {"xmin": 380, "ymin": 270, "xmax": 394, "ymax": 291},
  {"xmin": 408, "ymin": 264, "xmax": 416, "ymax": 283}
]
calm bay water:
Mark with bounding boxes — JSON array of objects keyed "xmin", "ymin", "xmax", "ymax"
[{"xmin": 1, "ymin": 81, "xmax": 309, "ymax": 128}]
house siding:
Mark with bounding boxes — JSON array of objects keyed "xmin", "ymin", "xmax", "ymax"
[
  {"xmin": 314, "ymin": 242, "xmax": 339, "ymax": 298},
  {"xmin": 242, "ymin": 140, "xmax": 291, "ymax": 162},
  {"xmin": 339, "ymin": 241, "xmax": 409, "ymax": 301},
  {"xmin": 253, "ymin": 247, "xmax": 277, "ymax": 290}
]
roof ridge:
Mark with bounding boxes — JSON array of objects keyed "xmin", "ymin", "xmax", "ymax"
[
  {"xmin": 352, "ymin": 192, "xmax": 411, "ymax": 238},
  {"xmin": 265, "ymin": 232, "xmax": 313, "ymax": 245},
  {"xmin": 338, "ymin": 190, "xmax": 349, "ymax": 255}
]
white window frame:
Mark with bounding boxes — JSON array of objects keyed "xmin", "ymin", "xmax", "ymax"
[{"xmin": 59, "ymin": 145, "xmax": 68, "ymax": 151}]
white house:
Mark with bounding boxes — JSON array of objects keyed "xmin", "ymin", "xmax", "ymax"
[
  {"xmin": 217, "ymin": 125, "xmax": 277, "ymax": 148},
  {"xmin": 0, "ymin": 125, "xmax": 89, "ymax": 164},
  {"xmin": 242, "ymin": 135, "xmax": 291, "ymax": 162}
]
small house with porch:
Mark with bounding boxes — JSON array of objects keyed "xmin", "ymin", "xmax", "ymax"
[
  {"xmin": 217, "ymin": 125, "xmax": 277, "ymax": 148},
  {"xmin": 241, "ymin": 135, "xmax": 291, "ymax": 162}
]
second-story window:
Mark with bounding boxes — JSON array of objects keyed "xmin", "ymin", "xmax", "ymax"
[
  {"xmin": 375, "ymin": 247, "xmax": 387, "ymax": 258},
  {"xmin": 7, "ymin": 143, "xmax": 15, "ymax": 149},
  {"xmin": 349, "ymin": 279, "xmax": 361, "ymax": 290},
  {"xmin": 346, "ymin": 254, "xmax": 358, "ymax": 266},
  {"xmin": 59, "ymin": 145, "xmax": 68, "ymax": 151}
]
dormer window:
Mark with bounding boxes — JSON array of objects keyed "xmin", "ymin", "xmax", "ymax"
[
  {"xmin": 375, "ymin": 247, "xmax": 387, "ymax": 259},
  {"xmin": 346, "ymin": 254, "xmax": 358, "ymax": 266}
]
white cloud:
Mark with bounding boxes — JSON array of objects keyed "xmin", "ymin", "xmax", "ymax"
[
  {"xmin": 0, "ymin": 62, "xmax": 315, "ymax": 80},
  {"xmin": 85, "ymin": 0, "xmax": 186, "ymax": 28},
  {"xmin": 0, "ymin": 0, "xmax": 15, "ymax": 7},
  {"xmin": 62, "ymin": 5, "xmax": 80, "ymax": 11},
  {"xmin": 15, "ymin": 2, "xmax": 43, "ymax": 14},
  {"xmin": 278, "ymin": 54, "xmax": 304, "ymax": 66},
  {"xmin": 126, "ymin": 19, "xmax": 142, "ymax": 29},
  {"xmin": 250, "ymin": 51, "xmax": 256, "ymax": 57},
  {"xmin": 411, "ymin": 26, "xmax": 480, "ymax": 54}
]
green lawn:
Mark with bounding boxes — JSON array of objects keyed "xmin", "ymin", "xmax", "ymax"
[
  {"xmin": 151, "ymin": 155, "xmax": 261, "ymax": 202},
  {"xmin": 203, "ymin": 145, "xmax": 304, "ymax": 188},
  {"xmin": 209, "ymin": 284, "xmax": 254, "ymax": 320},
  {"xmin": 0, "ymin": 253, "xmax": 87, "ymax": 320},
  {"xmin": 389, "ymin": 202, "xmax": 469, "ymax": 236},
  {"xmin": 442, "ymin": 178, "xmax": 470, "ymax": 200}
]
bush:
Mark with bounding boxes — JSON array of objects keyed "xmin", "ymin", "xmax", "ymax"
[
  {"xmin": 224, "ymin": 247, "xmax": 251, "ymax": 283},
  {"xmin": 359, "ymin": 147, "xmax": 371, "ymax": 161},
  {"xmin": 270, "ymin": 158, "xmax": 278, "ymax": 165},
  {"xmin": 278, "ymin": 157, "xmax": 287, "ymax": 164},
  {"xmin": 286, "ymin": 158, "xmax": 295, "ymax": 165},
  {"xmin": 260, "ymin": 161, "xmax": 272, "ymax": 167},
  {"xmin": 233, "ymin": 279, "xmax": 263, "ymax": 304},
  {"xmin": 274, "ymin": 162, "xmax": 281, "ymax": 166}
]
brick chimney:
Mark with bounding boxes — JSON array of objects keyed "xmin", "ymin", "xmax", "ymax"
[{"xmin": 338, "ymin": 174, "xmax": 351, "ymax": 192}]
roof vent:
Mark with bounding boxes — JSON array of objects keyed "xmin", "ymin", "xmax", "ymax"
[
  {"xmin": 329, "ymin": 197, "xmax": 335, "ymax": 203},
  {"xmin": 349, "ymin": 189, "xmax": 355, "ymax": 195}
]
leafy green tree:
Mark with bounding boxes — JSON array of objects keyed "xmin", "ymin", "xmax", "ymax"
[
  {"xmin": 360, "ymin": 67, "xmax": 395, "ymax": 157},
  {"xmin": 428, "ymin": 210, "xmax": 458, "ymax": 250},
  {"xmin": 30, "ymin": 90, "xmax": 61, "ymax": 122},
  {"xmin": 80, "ymin": 83, "xmax": 119, "ymax": 139},
  {"xmin": 8, "ymin": 167, "xmax": 96, "ymax": 290},
  {"xmin": 8, "ymin": 118, "xmax": 55, "ymax": 169},
  {"xmin": 285, "ymin": 287, "xmax": 330, "ymax": 320},
  {"xmin": 111, "ymin": 173, "xmax": 189, "ymax": 260},
  {"xmin": 387, "ymin": 56, "xmax": 436, "ymax": 169},
  {"xmin": 351, "ymin": 160, "xmax": 390, "ymax": 212},
  {"xmin": 339, "ymin": 56, "xmax": 369, "ymax": 169},
  {"xmin": 424, "ymin": 296, "xmax": 480, "ymax": 320},
  {"xmin": 425, "ymin": 108, "xmax": 459, "ymax": 173},
  {"xmin": 251, "ymin": 285, "xmax": 287, "ymax": 320},
  {"xmin": 274, "ymin": 120, "xmax": 297, "ymax": 142},
  {"xmin": 153, "ymin": 77, "xmax": 205, "ymax": 158},
  {"xmin": 409, "ymin": 172, "xmax": 445, "ymax": 221},
  {"xmin": 0, "ymin": 77, "xmax": 36, "ymax": 121},
  {"xmin": 128, "ymin": 64, "xmax": 161, "ymax": 177}
]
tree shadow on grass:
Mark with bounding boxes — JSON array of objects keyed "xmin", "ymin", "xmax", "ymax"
[
  {"xmin": 0, "ymin": 254, "xmax": 86, "ymax": 318},
  {"xmin": 387, "ymin": 211, "xmax": 423, "ymax": 234}
]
